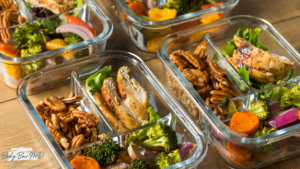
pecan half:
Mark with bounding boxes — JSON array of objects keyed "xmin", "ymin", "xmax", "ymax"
[
  {"xmin": 208, "ymin": 60, "xmax": 228, "ymax": 77},
  {"xmin": 60, "ymin": 138, "xmax": 70, "ymax": 150},
  {"xmin": 62, "ymin": 95, "xmax": 82, "ymax": 104},
  {"xmin": 181, "ymin": 50, "xmax": 203, "ymax": 70},
  {"xmin": 45, "ymin": 96, "xmax": 66, "ymax": 112},
  {"xmin": 170, "ymin": 50, "xmax": 192, "ymax": 69},
  {"xmin": 194, "ymin": 41, "xmax": 208, "ymax": 59},
  {"xmin": 60, "ymin": 120, "xmax": 68, "ymax": 133},
  {"xmin": 210, "ymin": 76, "xmax": 219, "ymax": 90},
  {"xmin": 72, "ymin": 109, "xmax": 100, "ymax": 127},
  {"xmin": 71, "ymin": 134, "xmax": 84, "ymax": 149},
  {"xmin": 88, "ymin": 127, "xmax": 98, "ymax": 143},
  {"xmin": 36, "ymin": 105, "xmax": 54, "ymax": 122},
  {"xmin": 182, "ymin": 68, "xmax": 207, "ymax": 87},
  {"xmin": 51, "ymin": 114, "xmax": 60, "ymax": 130},
  {"xmin": 81, "ymin": 127, "xmax": 91, "ymax": 138}
]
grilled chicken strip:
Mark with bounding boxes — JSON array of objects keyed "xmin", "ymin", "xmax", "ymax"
[
  {"xmin": 93, "ymin": 92, "xmax": 128, "ymax": 133},
  {"xmin": 117, "ymin": 66, "xmax": 150, "ymax": 122},
  {"xmin": 233, "ymin": 35, "xmax": 294, "ymax": 82},
  {"xmin": 227, "ymin": 53, "xmax": 276, "ymax": 84},
  {"xmin": 25, "ymin": 0, "xmax": 77, "ymax": 14},
  {"xmin": 102, "ymin": 77, "xmax": 141, "ymax": 130}
]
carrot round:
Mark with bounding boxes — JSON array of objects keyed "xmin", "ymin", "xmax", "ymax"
[
  {"xmin": 298, "ymin": 110, "xmax": 300, "ymax": 120},
  {"xmin": 226, "ymin": 142, "xmax": 252, "ymax": 161},
  {"xmin": 128, "ymin": 2, "xmax": 147, "ymax": 16},
  {"xmin": 70, "ymin": 156, "xmax": 100, "ymax": 169},
  {"xmin": 230, "ymin": 111, "xmax": 259, "ymax": 134}
]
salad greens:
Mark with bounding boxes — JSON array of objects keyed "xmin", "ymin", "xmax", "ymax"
[{"xmin": 85, "ymin": 66, "xmax": 115, "ymax": 95}]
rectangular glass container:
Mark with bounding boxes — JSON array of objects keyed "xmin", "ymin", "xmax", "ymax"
[
  {"xmin": 157, "ymin": 15, "xmax": 300, "ymax": 168},
  {"xmin": 0, "ymin": 0, "xmax": 113, "ymax": 89},
  {"xmin": 17, "ymin": 50, "xmax": 208, "ymax": 169},
  {"xmin": 98, "ymin": 0, "xmax": 238, "ymax": 54}
]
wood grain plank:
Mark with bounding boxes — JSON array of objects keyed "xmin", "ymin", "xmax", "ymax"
[
  {"xmin": 230, "ymin": 0, "xmax": 300, "ymax": 24},
  {"xmin": 0, "ymin": 81, "xmax": 18, "ymax": 103},
  {"xmin": 0, "ymin": 100, "xmax": 55, "ymax": 169}
]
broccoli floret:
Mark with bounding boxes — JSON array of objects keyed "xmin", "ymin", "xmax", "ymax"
[
  {"xmin": 139, "ymin": 123, "xmax": 178, "ymax": 153},
  {"xmin": 20, "ymin": 60, "xmax": 44, "ymax": 78},
  {"xmin": 281, "ymin": 86, "xmax": 300, "ymax": 110},
  {"xmin": 13, "ymin": 21, "xmax": 48, "ymax": 48},
  {"xmin": 64, "ymin": 32, "xmax": 83, "ymax": 45},
  {"xmin": 155, "ymin": 149, "xmax": 182, "ymax": 169},
  {"xmin": 248, "ymin": 100, "xmax": 271, "ymax": 121},
  {"xmin": 161, "ymin": 0, "xmax": 189, "ymax": 15},
  {"xmin": 85, "ymin": 139, "xmax": 123, "ymax": 166},
  {"xmin": 128, "ymin": 159, "xmax": 149, "ymax": 169},
  {"xmin": 21, "ymin": 43, "xmax": 43, "ymax": 58},
  {"xmin": 220, "ymin": 96, "xmax": 237, "ymax": 115},
  {"xmin": 64, "ymin": 32, "xmax": 88, "ymax": 59},
  {"xmin": 254, "ymin": 127, "xmax": 278, "ymax": 155}
]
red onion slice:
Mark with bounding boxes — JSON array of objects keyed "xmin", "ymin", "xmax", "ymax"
[{"xmin": 266, "ymin": 108, "xmax": 299, "ymax": 129}]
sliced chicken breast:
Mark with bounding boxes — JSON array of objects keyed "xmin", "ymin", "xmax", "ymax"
[
  {"xmin": 102, "ymin": 77, "xmax": 141, "ymax": 130},
  {"xmin": 117, "ymin": 66, "xmax": 150, "ymax": 122},
  {"xmin": 228, "ymin": 52, "xmax": 276, "ymax": 84},
  {"xmin": 234, "ymin": 35, "xmax": 294, "ymax": 82},
  {"xmin": 25, "ymin": 0, "xmax": 76, "ymax": 14},
  {"xmin": 93, "ymin": 92, "xmax": 128, "ymax": 133}
]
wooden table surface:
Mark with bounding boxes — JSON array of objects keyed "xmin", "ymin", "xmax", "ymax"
[{"xmin": 1, "ymin": 0, "xmax": 300, "ymax": 168}]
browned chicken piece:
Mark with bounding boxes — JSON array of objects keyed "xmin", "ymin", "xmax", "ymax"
[
  {"xmin": 117, "ymin": 66, "xmax": 149, "ymax": 122},
  {"xmin": 25, "ymin": 0, "xmax": 77, "ymax": 14},
  {"xmin": 102, "ymin": 77, "xmax": 142, "ymax": 130},
  {"xmin": 227, "ymin": 53, "xmax": 276, "ymax": 84},
  {"xmin": 234, "ymin": 35, "xmax": 294, "ymax": 82},
  {"xmin": 93, "ymin": 92, "xmax": 129, "ymax": 133}
]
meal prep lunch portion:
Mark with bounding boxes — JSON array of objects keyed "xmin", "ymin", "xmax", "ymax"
[{"xmin": 103, "ymin": 0, "xmax": 237, "ymax": 53}]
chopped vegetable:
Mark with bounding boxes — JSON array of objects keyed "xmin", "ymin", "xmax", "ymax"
[
  {"xmin": 200, "ymin": 2, "xmax": 224, "ymax": 10},
  {"xmin": 258, "ymin": 80, "xmax": 290, "ymax": 103},
  {"xmin": 64, "ymin": 32, "xmax": 87, "ymax": 58},
  {"xmin": 155, "ymin": 149, "xmax": 182, "ymax": 169},
  {"xmin": 127, "ymin": 145, "xmax": 156, "ymax": 168},
  {"xmin": 148, "ymin": 8, "xmax": 177, "ymax": 22},
  {"xmin": 20, "ymin": 42, "xmax": 43, "ymax": 58},
  {"xmin": 230, "ymin": 111, "xmax": 259, "ymax": 134},
  {"xmin": 226, "ymin": 142, "xmax": 252, "ymax": 166},
  {"xmin": 67, "ymin": 16, "xmax": 96, "ymax": 36},
  {"xmin": 0, "ymin": 42, "xmax": 19, "ymax": 57},
  {"xmin": 270, "ymin": 102, "xmax": 282, "ymax": 114},
  {"xmin": 177, "ymin": 142, "xmax": 196, "ymax": 160},
  {"xmin": 220, "ymin": 96, "xmax": 237, "ymax": 115},
  {"xmin": 139, "ymin": 123, "xmax": 178, "ymax": 153},
  {"xmin": 128, "ymin": 2, "xmax": 147, "ymax": 16},
  {"xmin": 281, "ymin": 86, "xmax": 300, "ymax": 110},
  {"xmin": 248, "ymin": 100, "xmax": 271, "ymax": 121},
  {"xmin": 4, "ymin": 64, "xmax": 21, "ymax": 79},
  {"xmin": 187, "ymin": 0, "xmax": 205, "ymax": 13},
  {"xmin": 160, "ymin": 0, "xmax": 189, "ymax": 15},
  {"xmin": 31, "ymin": 7, "xmax": 53, "ymax": 18},
  {"xmin": 265, "ymin": 108, "xmax": 299, "ymax": 129},
  {"xmin": 128, "ymin": 159, "xmax": 150, "ymax": 169},
  {"xmin": 85, "ymin": 139, "xmax": 123, "ymax": 166},
  {"xmin": 254, "ymin": 127, "xmax": 278, "ymax": 155},
  {"xmin": 146, "ymin": 36, "xmax": 164, "ymax": 53},
  {"xmin": 70, "ymin": 156, "xmax": 100, "ymax": 169},
  {"xmin": 20, "ymin": 60, "xmax": 44, "ymax": 78},
  {"xmin": 200, "ymin": 12, "xmax": 221, "ymax": 24},
  {"xmin": 45, "ymin": 39, "xmax": 75, "ymax": 60}
]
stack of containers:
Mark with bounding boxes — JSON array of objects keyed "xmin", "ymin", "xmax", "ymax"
[
  {"xmin": 99, "ymin": 0, "xmax": 238, "ymax": 54},
  {"xmin": 0, "ymin": 0, "xmax": 113, "ymax": 89},
  {"xmin": 158, "ymin": 15, "xmax": 300, "ymax": 168},
  {"xmin": 17, "ymin": 51, "xmax": 208, "ymax": 168}
]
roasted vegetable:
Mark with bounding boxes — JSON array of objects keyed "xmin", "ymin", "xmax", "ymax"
[
  {"xmin": 13, "ymin": 21, "xmax": 48, "ymax": 49},
  {"xmin": 248, "ymin": 100, "xmax": 271, "ymax": 121},
  {"xmin": 139, "ymin": 123, "xmax": 178, "ymax": 153},
  {"xmin": 21, "ymin": 42, "xmax": 43, "ymax": 58},
  {"xmin": 148, "ymin": 8, "xmax": 177, "ymax": 22},
  {"xmin": 128, "ymin": 159, "xmax": 150, "ymax": 169},
  {"xmin": 155, "ymin": 149, "xmax": 182, "ymax": 169},
  {"xmin": 70, "ymin": 156, "xmax": 101, "ymax": 169},
  {"xmin": 20, "ymin": 60, "xmax": 44, "ymax": 78},
  {"xmin": 220, "ymin": 96, "xmax": 237, "ymax": 115},
  {"xmin": 160, "ymin": 0, "xmax": 189, "ymax": 15},
  {"xmin": 281, "ymin": 86, "xmax": 300, "ymax": 110},
  {"xmin": 254, "ymin": 127, "xmax": 278, "ymax": 154},
  {"xmin": 64, "ymin": 32, "xmax": 83, "ymax": 45},
  {"xmin": 230, "ymin": 111, "xmax": 259, "ymax": 134},
  {"xmin": 85, "ymin": 139, "xmax": 123, "ymax": 166}
]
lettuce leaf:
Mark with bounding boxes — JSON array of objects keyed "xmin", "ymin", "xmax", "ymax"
[
  {"xmin": 237, "ymin": 66, "xmax": 252, "ymax": 86},
  {"xmin": 221, "ymin": 28, "xmax": 269, "ymax": 57},
  {"xmin": 85, "ymin": 66, "xmax": 114, "ymax": 95}
]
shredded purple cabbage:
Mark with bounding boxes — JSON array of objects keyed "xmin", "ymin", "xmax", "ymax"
[{"xmin": 31, "ymin": 7, "xmax": 53, "ymax": 18}]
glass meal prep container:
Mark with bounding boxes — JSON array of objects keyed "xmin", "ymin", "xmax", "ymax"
[
  {"xmin": 99, "ymin": 0, "xmax": 238, "ymax": 54},
  {"xmin": 17, "ymin": 50, "xmax": 208, "ymax": 169},
  {"xmin": 0, "ymin": 0, "xmax": 113, "ymax": 89},
  {"xmin": 157, "ymin": 15, "xmax": 300, "ymax": 168}
]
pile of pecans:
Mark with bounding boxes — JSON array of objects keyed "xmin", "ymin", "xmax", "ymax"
[
  {"xmin": 36, "ymin": 92, "xmax": 102, "ymax": 151},
  {"xmin": 168, "ymin": 41, "xmax": 242, "ymax": 121},
  {"xmin": 0, "ymin": 0, "xmax": 28, "ymax": 44}
]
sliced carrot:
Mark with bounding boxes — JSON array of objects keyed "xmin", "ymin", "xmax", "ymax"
[
  {"xmin": 298, "ymin": 110, "xmax": 300, "ymax": 120},
  {"xmin": 70, "ymin": 156, "xmax": 100, "ymax": 169},
  {"xmin": 67, "ymin": 16, "xmax": 96, "ymax": 37},
  {"xmin": 226, "ymin": 142, "xmax": 252, "ymax": 161},
  {"xmin": 128, "ymin": 2, "xmax": 147, "ymax": 16},
  {"xmin": 200, "ymin": 2, "xmax": 224, "ymax": 10},
  {"xmin": 173, "ymin": 20, "xmax": 200, "ymax": 32},
  {"xmin": 230, "ymin": 111, "xmax": 259, "ymax": 134}
]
